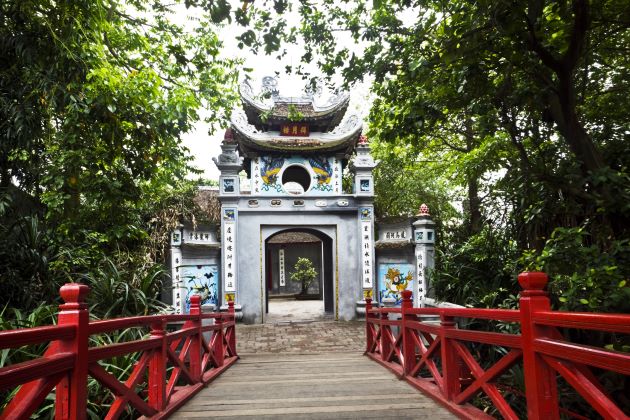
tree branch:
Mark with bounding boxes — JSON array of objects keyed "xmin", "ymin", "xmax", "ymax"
[{"xmin": 562, "ymin": 0, "xmax": 590, "ymax": 73}]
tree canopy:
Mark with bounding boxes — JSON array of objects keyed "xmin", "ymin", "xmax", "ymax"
[
  {"xmin": 0, "ymin": 0, "xmax": 239, "ymax": 309},
  {"xmin": 238, "ymin": 0, "xmax": 630, "ymax": 313},
  {"xmin": 2, "ymin": 0, "xmax": 629, "ymax": 314}
]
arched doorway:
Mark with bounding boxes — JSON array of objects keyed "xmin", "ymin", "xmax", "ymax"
[{"xmin": 264, "ymin": 228, "xmax": 334, "ymax": 322}]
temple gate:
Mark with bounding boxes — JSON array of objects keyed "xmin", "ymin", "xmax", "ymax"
[
  {"xmin": 210, "ymin": 78, "xmax": 372, "ymax": 323},
  {"xmin": 167, "ymin": 78, "xmax": 436, "ymax": 323}
]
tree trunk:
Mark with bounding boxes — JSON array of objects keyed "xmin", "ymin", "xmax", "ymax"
[
  {"xmin": 465, "ymin": 119, "xmax": 482, "ymax": 234},
  {"xmin": 547, "ymin": 74, "xmax": 605, "ymax": 175}
]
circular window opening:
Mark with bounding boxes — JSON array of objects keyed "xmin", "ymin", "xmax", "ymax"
[{"xmin": 282, "ymin": 165, "xmax": 311, "ymax": 195}]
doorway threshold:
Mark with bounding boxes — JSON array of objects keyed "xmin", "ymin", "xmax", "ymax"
[{"xmin": 273, "ymin": 319, "xmax": 315, "ymax": 325}]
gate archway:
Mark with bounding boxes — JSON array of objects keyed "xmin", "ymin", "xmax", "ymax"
[{"xmin": 264, "ymin": 228, "xmax": 334, "ymax": 320}]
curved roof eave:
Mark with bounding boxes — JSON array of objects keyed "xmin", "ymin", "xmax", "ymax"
[{"xmin": 231, "ymin": 111, "xmax": 363, "ymax": 153}]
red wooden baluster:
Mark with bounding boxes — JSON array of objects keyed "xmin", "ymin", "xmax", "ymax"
[
  {"xmin": 365, "ymin": 297, "xmax": 373, "ymax": 354},
  {"xmin": 519, "ymin": 272, "xmax": 559, "ymax": 420},
  {"xmin": 380, "ymin": 310, "xmax": 390, "ymax": 361},
  {"xmin": 228, "ymin": 300, "xmax": 237, "ymax": 356},
  {"xmin": 55, "ymin": 283, "xmax": 89, "ymax": 420},
  {"xmin": 188, "ymin": 295, "xmax": 202, "ymax": 382},
  {"xmin": 401, "ymin": 290, "xmax": 415, "ymax": 376},
  {"xmin": 440, "ymin": 312, "xmax": 460, "ymax": 400},
  {"xmin": 214, "ymin": 314, "xmax": 225, "ymax": 367},
  {"xmin": 148, "ymin": 319, "xmax": 167, "ymax": 411}
]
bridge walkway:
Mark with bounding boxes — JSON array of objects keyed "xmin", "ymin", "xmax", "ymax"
[{"xmin": 172, "ymin": 321, "xmax": 456, "ymax": 419}]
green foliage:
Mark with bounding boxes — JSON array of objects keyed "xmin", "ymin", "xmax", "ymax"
[
  {"xmin": 0, "ymin": 252, "xmax": 168, "ymax": 416},
  {"xmin": 245, "ymin": 0, "xmax": 630, "ymax": 316},
  {"xmin": 0, "ymin": 201, "xmax": 61, "ymax": 310},
  {"xmin": 290, "ymin": 257, "xmax": 318, "ymax": 295},
  {"xmin": 286, "ymin": 104, "xmax": 304, "ymax": 121},
  {"xmin": 83, "ymin": 257, "xmax": 169, "ymax": 318},
  {"xmin": 371, "ymin": 138, "xmax": 457, "ymax": 222},
  {"xmin": 521, "ymin": 226, "xmax": 630, "ymax": 313},
  {"xmin": 0, "ymin": 0, "xmax": 239, "ymax": 312},
  {"xmin": 432, "ymin": 226, "xmax": 519, "ymax": 308}
]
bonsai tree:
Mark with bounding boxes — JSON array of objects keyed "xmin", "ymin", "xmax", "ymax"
[{"xmin": 290, "ymin": 257, "xmax": 318, "ymax": 295}]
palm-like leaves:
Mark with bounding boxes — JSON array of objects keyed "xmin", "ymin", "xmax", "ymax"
[{"xmin": 83, "ymin": 257, "xmax": 168, "ymax": 318}]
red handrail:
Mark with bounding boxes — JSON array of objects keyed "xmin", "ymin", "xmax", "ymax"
[
  {"xmin": 0, "ymin": 284, "xmax": 238, "ymax": 419},
  {"xmin": 364, "ymin": 272, "xmax": 630, "ymax": 420}
]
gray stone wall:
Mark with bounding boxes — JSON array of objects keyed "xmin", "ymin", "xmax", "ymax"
[{"xmin": 375, "ymin": 247, "xmax": 415, "ymax": 267}]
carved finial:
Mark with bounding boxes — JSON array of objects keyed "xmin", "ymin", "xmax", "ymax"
[
  {"xmin": 261, "ymin": 76, "xmax": 279, "ymax": 99},
  {"xmin": 518, "ymin": 272, "xmax": 548, "ymax": 291},
  {"xmin": 59, "ymin": 283, "xmax": 90, "ymax": 309},
  {"xmin": 418, "ymin": 203, "xmax": 430, "ymax": 216},
  {"xmin": 223, "ymin": 128, "xmax": 235, "ymax": 143}
]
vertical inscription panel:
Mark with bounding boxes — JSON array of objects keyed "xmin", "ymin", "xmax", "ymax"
[
  {"xmin": 279, "ymin": 249, "xmax": 286, "ymax": 287},
  {"xmin": 359, "ymin": 207, "xmax": 374, "ymax": 289},
  {"xmin": 223, "ymin": 208, "xmax": 236, "ymax": 293}
]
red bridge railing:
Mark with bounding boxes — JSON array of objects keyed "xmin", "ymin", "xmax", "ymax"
[
  {"xmin": 365, "ymin": 272, "xmax": 630, "ymax": 420},
  {"xmin": 0, "ymin": 284, "xmax": 238, "ymax": 419}
]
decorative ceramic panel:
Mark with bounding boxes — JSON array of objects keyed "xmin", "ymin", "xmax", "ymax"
[
  {"xmin": 251, "ymin": 155, "xmax": 342, "ymax": 196},
  {"xmin": 182, "ymin": 265, "xmax": 219, "ymax": 313},
  {"xmin": 378, "ymin": 263, "xmax": 414, "ymax": 305},
  {"xmin": 359, "ymin": 207, "xmax": 372, "ymax": 221}
]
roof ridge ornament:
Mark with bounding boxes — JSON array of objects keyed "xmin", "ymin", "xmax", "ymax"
[
  {"xmin": 417, "ymin": 204, "xmax": 430, "ymax": 216},
  {"xmin": 261, "ymin": 76, "xmax": 279, "ymax": 100},
  {"xmin": 223, "ymin": 128, "xmax": 235, "ymax": 143},
  {"xmin": 239, "ymin": 78, "xmax": 350, "ymax": 113}
]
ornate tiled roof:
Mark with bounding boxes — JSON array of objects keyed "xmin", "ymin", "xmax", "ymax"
[{"xmin": 239, "ymin": 80, "xmax": 350, "ymax": 132}]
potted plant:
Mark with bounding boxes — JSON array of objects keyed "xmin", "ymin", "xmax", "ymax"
[{"xmin": 290, "ymin": 257, "xmax": 318, "ymax": 297}]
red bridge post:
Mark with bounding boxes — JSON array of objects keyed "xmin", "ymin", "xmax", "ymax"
[
  {"xmin": 148, "ymin": 318, "xmax": 167, "ymax": 410},
  {"xmin": 401, "ymin": 290, "xmax": 415, "ymax": 376},
  {"xmin": 519, "ymin": 272, "xmax": 559, "ymax": 420},
  {"xmin": 214, "ymin": 311, "xmax": 225, "ymax": 368},
  {"xmin": 440, "ymin": 312, "xmax": 460, "ymax": 400},
  {"xmin": 228, "ymin": 300, "xmax": 237, "ymax": 356},
  {"xmin": 365, "ymin": 297, "xmax": 373, "ymax": 354},
  {"xmin": 56, "ymin": 283, "xmax": 90, "ymax": 420},
  {"xmin": 189, "ymin": 295, "xmax": 202, "ymax": 382},
  {"xmin": 380, "ymin": 310, "xmax": 390, "ymax": 362}
]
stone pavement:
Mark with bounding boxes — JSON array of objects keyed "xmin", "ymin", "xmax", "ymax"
[
  {"xmin": 236, "ymin": 320, "xmax": 365, "ymax": 354},
  {"xmin": 266, "ymin": 299, "xmax": 328, "ymax": 324}
]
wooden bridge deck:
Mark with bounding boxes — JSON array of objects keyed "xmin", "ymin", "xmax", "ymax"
[{"xmin": 171, "ymin": 353, "xmax": 456, "ymax": 419}]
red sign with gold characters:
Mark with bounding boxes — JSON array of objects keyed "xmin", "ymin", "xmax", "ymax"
[{"xmin": 280, "ymin": 123, "xmax": 309, "ymax": 137}]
